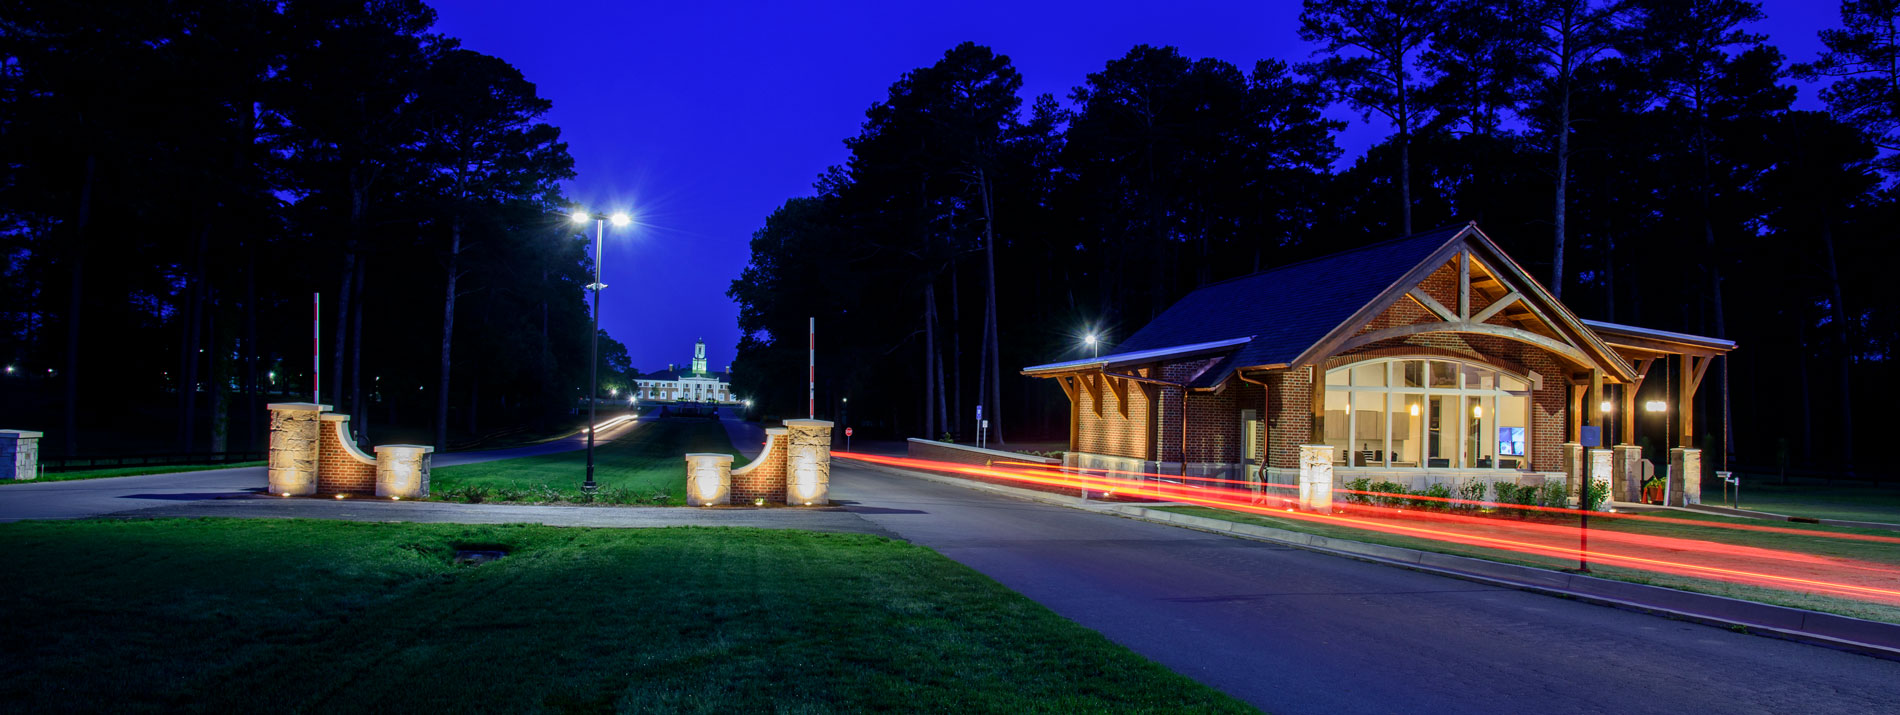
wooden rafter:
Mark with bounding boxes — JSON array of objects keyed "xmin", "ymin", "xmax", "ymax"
[
  {"xmin": 1106, "ymin": 374, "xmax": 1130, "ymax": 418},
  {"xmin": 1334, "ymin": 320, "xmax": 1596, "ymax": 370},
  {"xmin": 1081, "ymin": 373, "xmax": 1103, "ymax": 417},
  {"xmin": 1458, "ymin": 250, "xmax": 1471, "ymax": 319},
  {"xmin": 1408, "ymin": 288, "xmax": 1457, "ymax": 322},
  {"xmin": 1470, "ymin": 291, "xmax": 1521, "ymax": 324}
]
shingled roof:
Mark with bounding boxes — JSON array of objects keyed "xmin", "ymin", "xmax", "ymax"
[{"xmin": 1025, "ymin": 224, "xmax": 1471, "ymax": 387}]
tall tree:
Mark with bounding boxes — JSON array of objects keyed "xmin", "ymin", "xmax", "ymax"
[
  {"xmin": 1793, "ymin": 0, "xmax": 1900, "ymax": 174},
  {"xmin": 1523, "ymin": 0, "xmax": 1621, "ymax": 298},
  {"xmin": 1300, "ymin": 0, "xmax": 1442, "ymax": 234}
]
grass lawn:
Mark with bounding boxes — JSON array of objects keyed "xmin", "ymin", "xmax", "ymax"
[
  {"xmin": 0, "ymin": 460, "xmax": 267, "ymax": 484},
  {"xmin": 0, "ymin": 519, "xmax": 1250, "ymax": 713},
  {"xmin": 432, "ymin": 418, "xmax": 742, "ymax": 506},
  {"xmin": 1727, "ymin": 482, "xmax": 1900, "ymax": 524},
  {"xmin": 1156, "ymin": 504, "xmax": 1900, "ymax": 625}
]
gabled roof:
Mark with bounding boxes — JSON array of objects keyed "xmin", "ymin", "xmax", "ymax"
[
  {"xmin": 1022, "ymin": 222, "xmax": 1641, "ymax": 387},
  {"xmin": 1088, "ymin": 224, "xmax": 1468, "ymax": 372},
  {"xmin": 641, "ymin": 369, "xmax": 729, "ymax": 382}
]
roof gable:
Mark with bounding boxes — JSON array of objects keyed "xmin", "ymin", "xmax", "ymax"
[{"xmin": 1035, "ymin": 222, "xmax": 1634, "ymax": 385}]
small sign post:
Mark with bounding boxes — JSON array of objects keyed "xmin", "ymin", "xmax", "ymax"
[{"xmin": 845, "ymin": 427, "xmax": 853, "ymax": 452}]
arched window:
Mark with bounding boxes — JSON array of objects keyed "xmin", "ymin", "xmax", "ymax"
[{"xmin": 1323, "ymin": 357, "xmax": 1531, "ymax": 470}]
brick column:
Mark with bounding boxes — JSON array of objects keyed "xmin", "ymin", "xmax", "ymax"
[
  {"xmin": 1297, "ymin": 444, "xmax": 1334, "ymax": 512},
  {"xmin": 1611, "ymin": 445, "xmax": 1643, "ymax": 504},
  {"xmin": 732, "ymin": 428, "xmax": 788, "ymax": 504},
  {"xmin": 266, "ymin": 403, "xmax": 328, "ymax": 496},
  {"xmin": 684, "ymin": 453, "xmax": 733, "ymax": 506},
  {"xmin": 0, "ymin": 429, "xmax": 42, "ymax": 480},
  {"xmin": 1669, "ymin": 448, "xmax": 1702, "ymax": 506},
  {"xmin": 784, "ymin": 419, "xmax": 833, "ymax": 506},
  {"xmin": 374, "ymin": 445, "xmax": 433, "ymax": 499},
  {"xmin": 1587, "ymin": 448, "xmax": 1613, "ymax": 511}
]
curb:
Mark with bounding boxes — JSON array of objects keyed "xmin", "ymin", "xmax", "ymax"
[{"xmin": 847, "ymin": 458, "xmax": 1900, "ymax": 662}]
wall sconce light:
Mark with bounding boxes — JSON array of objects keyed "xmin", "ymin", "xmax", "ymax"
[
  {"xmin": 1599, "ymin": 400, "xmax": 1612, "ymax": 413},
  {"xmin": 1644, "ymin": 400, "xmax": 1667, "ymax": 413},
  {"xmin": 1409, "ymin": 403, "xmax": 1421, "ymax": 417}
]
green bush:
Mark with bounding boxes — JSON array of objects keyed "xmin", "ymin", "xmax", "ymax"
[
  {"xmin": 1457, "ymin": 480, "xmax": 1487, "ymax": 510},
  {"xmin": 1537, "ymin": 480, "xmax": 1569, "ymax": 509},
  {"xmin": 1584, "ymin": 479, "xmax": 1611, "ymax": 512},
  {"xmin": 645, "ymin": 489, "xmax": 673, "ymax": 505},
  {"xmin": 1492, "ymin": 482, "xmax": 1530, "ymax": 510},
  {"xmin": 1368, "ymin": 480, "xmax": 1410, "ymax": 508},
  {"xmin": 599, "ymin": 487, "xmax": 639, "ymax": 505},
  {"xmin": 1421, "ymin": 482, "xmax": 1452, "ymax": 509},
  {"xmin": 1343, "ymin": 477, "xmax": 1373, "ymax": 505}
]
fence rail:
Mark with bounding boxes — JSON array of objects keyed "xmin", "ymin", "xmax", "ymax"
[{"xmin": 41, "ymin": 451, "xmax": 266, "ymax": 473}]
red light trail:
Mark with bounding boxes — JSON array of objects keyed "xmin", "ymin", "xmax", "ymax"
[{"xmin": 838, "ymin": 452, "xmax": 1900, "ymax": 606}]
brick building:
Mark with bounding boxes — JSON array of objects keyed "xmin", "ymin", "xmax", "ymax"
[{"xmin": 1023, "ymin": 223, "xmax": 1734, "ymax": 500}]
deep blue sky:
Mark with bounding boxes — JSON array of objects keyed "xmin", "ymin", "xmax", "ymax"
[{"xmin": 431, "ymin": 0, "xmax": 1832, "ymax": 373}]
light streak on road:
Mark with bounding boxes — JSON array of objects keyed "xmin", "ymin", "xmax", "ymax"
[{"xmin": 838, "ymin": 452, "xmax": 1900, "ymax": 606}]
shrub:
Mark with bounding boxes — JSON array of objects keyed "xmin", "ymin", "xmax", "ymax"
[
  {"xmin": 1538, "ymin": 480, "xmax": 1569, "ymax": 509},
  {"xmin": 1421, "ymin": 483, "xmax": 1452, "ymax": 510},
  {"xmin": 1492, "ymin": 482, "xmax": 1529, "ymax": 510},
  {"xmin": 458, "ymin": 485, "xmax": 491, "ymax": 504},
  {"xmin": 493, "ymin": 486, "xmax": 529, "ymax": 503},
  {"xmin": 1343, "ymin": 477, "xmax": 1373, "ymax": 505},
  {"xmin": 599, "ymin": 487, "xmax": 639, "ymax": 505},
  {"xmin": 1457, "ymin": 480, "xmax": 1487, "ymax": 510},
  {"xmin": 1584, "ymin": 479, "xmax": 1611, "ymax": 512},
  {"xmin": 1368, "ymin": 480, "xmax": 1409, "ymax": 508},
  {"xmin": 645, "ymin": 490, "xmax": 673, "ymax": 505}
]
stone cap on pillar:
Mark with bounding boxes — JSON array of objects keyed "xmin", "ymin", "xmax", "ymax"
[
  {"xmin": 0, "ymin": 429, "xmax": 44, "ymax": 439},
  {"xmin": 764, "ymin": 427, "xmax": 789, "ymax": 435},
  {"xmin": 374, "ymin": 444, "xmax": 436, "ymax": 453},
  {"xmin": 784, "ymin": 419, "xmax": 834, "ymax": 428},
  {"xmin": 266, "ymin": 402, "xmax": 332, "ymax": 412},
  {"xmin": 684, "ymin": 452, "xmax": 735, "ymax": 463}
]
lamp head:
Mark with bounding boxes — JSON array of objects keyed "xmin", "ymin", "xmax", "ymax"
[
  {"xmin": 1084, "ymin": 333, "xmax": 1097, "ymax": 346},
  {"xmin": 610, "ymin": 212, "xmax": 632, "ymax": 228},
  {"xmin": 570, "ymin": 211, "xmax": 592, "ymax": 225}
]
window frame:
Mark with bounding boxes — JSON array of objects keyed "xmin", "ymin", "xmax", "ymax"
[{"xmin": 1324, "ymin": 357, "xmax": 1533, "ymax": 470}]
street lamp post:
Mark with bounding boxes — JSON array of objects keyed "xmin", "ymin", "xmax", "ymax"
[{"xmin": 574, "ymin": 209, "xmax": 631, "ymax": 494}]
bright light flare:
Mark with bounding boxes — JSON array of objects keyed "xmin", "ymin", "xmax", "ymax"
[
  {"xmin": 571, "ymin": 211, "xmax": 592, "ymax": 225},
  {"xmin": 609, "ymin": 212, "xmax": 632, "ymax": 227}
]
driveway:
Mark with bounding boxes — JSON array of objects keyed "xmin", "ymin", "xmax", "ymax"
[
  {"xmin": 0, "ymin": 420, "xmax": 636, "ymax": 522},
  {"xmin": 829, "ymin": 461, "xmax": 1900, "ymax": 715}
]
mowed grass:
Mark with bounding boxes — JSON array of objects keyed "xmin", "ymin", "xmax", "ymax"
[
  {"xmin": 0, "ymin": 519, "xmax": 1251, "ymax": 713},
  {"xmin": 1157, "ymin": 504, "xmax": 1900, "ymax": 624},
  {"xmin": 1729, "ymin": 482, "xmax": 1900, "ymax": 524},
  {"xmin": 432, "ymin": 418, "xmax": 742, "ymax": 506},
  {"xmin": 0, "ymin": 460, "xmax": 267, "ymax": 484}
]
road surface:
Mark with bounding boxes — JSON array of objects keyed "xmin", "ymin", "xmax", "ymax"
[{"xmin": 829, "ymin": 461, "xmax": 1900, "ymax": 714}]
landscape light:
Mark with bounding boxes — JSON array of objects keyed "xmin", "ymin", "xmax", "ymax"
[{"xmin": 334, "ymin": 493, "xmax": 346, "ymax": 500}]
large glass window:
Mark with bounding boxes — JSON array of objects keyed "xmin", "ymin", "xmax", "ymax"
[{"xmin": 1324, "ymin": 358, "xmax": 1532, "ymax": 470}]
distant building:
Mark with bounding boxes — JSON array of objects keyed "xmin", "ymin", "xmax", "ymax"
[{"xmin": 635, "ymin": 339, "xmax": 738, "ymax": 404}]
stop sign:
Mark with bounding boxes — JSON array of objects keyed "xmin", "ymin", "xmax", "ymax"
[{"xmin": 845, "ymin": 428, "xmax": 853, "ymax": 437}]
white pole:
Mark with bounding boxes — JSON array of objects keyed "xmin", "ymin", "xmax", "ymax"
[
  {"xmin": 313, "ymin": 292, "xmax": 320, "ymax": 403},
  {"xmin": 808, "ymin": 317, "xmax": 815, "ymax": 420}
]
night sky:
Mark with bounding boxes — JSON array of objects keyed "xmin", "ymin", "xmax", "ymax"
[{"xmin": 430, "ymin": 0, "xmax": 1832, "ymax": 373}]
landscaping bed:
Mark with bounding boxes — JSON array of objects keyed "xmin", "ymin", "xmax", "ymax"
[{"xmin": 0, "ymin": 519, "xmax": 1250, "ymax": 713}]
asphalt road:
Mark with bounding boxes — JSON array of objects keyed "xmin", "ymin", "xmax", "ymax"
[
  {"xmin": 0, "ymin": 421, "xmax": 633, "ymax": 522},
  {"xmin": 829, "ymin": 462, "xmax": 1900, "ymax": 715}
]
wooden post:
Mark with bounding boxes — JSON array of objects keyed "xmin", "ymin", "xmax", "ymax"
[
  {"xmin": 1678, "ymin": 355, "xmax": 1695, "ymax": 448},
  {"xmin": 1588, "ymin": 369, "xmax": 1603, "ymax": 432}
]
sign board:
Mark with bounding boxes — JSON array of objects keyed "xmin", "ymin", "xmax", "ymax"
[
  {"xmin": 1579, "ymin": 425, "xmax": 1601, "ymax": 448},
  {"xmin": 975, "ymin": 404, "xmax": 983, "ymax": 421},
  {"xmin": 845, "ymin": 428, "xmax": 853, "ymax": 437},
  {"xmin": 981, "ymin": 419, "xmax": 989, "ymax": 429}
]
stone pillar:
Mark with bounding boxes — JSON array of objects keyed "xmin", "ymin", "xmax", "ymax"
[
  {"xmin": 1297, "ymin": 444, "xmax": 1334, "ymax": 512},
  {"xmin": 1669, "ymin": 448, "xmax": 1702, "ymax": 506},
  {"xmin": 684, "ymin": 453, "xmax": 733, "ymax": 506},
  {"xmin": 1611, "ymin": 445, "xmax": 1643, "ymax": 504},
  {"xmin": 1560, "ymin": 442, "xmax": 1583, "ymax": 506},
  {"xmin": 374, "ymin": 445, "xmax": 433, "ymax": 499},
  {"xmin": 266, "ymin": 403, "xmax": 328, "ymax": 496},
  {"xmin": 1587, "ymin": 448, "xmax": 1613, "ymax": 511},
  {"xmin": 784, "ymin": 419, "xmax": 833, "ymax": 505},
  {"xmin": 0, "ymin": 430, "xmax": 42, "ymax": 480}
]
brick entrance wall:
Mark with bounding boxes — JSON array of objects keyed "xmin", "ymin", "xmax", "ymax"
[
  {"xmin": 317, "ymin": 416, "xmax": 378, "ymax": 494},
  {"xmin": 1074, "ymin": 369, "xmax": 1156, "ymax": 460},
  {"xmin": 731, "ymin": 430, "xmax": 787, "ymax": 503}
]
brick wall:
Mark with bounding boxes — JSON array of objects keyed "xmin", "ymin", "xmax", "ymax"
[
  {"xmin": 317, "ymin": 419, "xmax": 378, "ymax": 494},
  {"xmin": 1075, "ymin": 370, "xmax": 1155, "ymax": 460},
  {"xmin": 731, "ymin": 432, "xmax": 786, "ymax": 503},
  {"xmin": 1267, "ymin": 367, "xmax": 1313, "ymax": 470}
]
